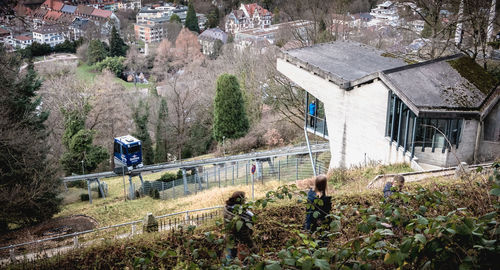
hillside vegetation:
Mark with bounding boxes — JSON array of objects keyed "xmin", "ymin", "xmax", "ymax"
[{"xmin": 8, "ymin": 165, "xmax": 500, "ymax": 269}]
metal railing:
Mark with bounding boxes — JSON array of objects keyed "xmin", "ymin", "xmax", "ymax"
[{"xmin": 0, "ymin": 206, "xmax": 223, "ymax": 264}]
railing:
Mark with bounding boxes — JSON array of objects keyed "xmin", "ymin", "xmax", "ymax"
[
  {"xmin": 306, "ymin": 114, "xmax": 328, "ymax": 138},
  {"xmin": 0, "ymin": 207, "xmax": 223, "ymax": 265}
]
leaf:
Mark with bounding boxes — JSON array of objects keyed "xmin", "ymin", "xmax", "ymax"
[
  {"xmin": 314, "ymin": 259, "xmax": 330, "ymax": 270},
  {"xmin": 490, "ymin": 188, "xmax": 500, "ymax": 196},
  {"xmin": 313, "ymin": 211, "xmax": 320, "ymax": 218},
  {"xmin": 414, "ymin": 234, "xmax": 426, "ymax": 244},
  {"xmin": 236, "ymin": 220, "xmax": 243, "ymax": 232},
  {"xmin": 417, "ymin": 216, "xmax": 429, "ymax": 225},
  {"xmin": 264, "ymin": 262, "xmax": 282, "ymax": 270},
  {"xmin": 246, "ymin": 222, "xmax": 253, "ymax": 230}
]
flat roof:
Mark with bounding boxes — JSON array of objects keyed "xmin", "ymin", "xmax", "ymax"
[
  {"xmin": 281, "ymin": 41, "xmax": 407, "ymax": 88},
  {"xmin": 381, "ymin": 55, "xmax": 493, "ymax": 111}
]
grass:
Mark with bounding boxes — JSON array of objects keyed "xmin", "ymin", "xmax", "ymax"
[
  {"xmin": 75, "ymin": 63, "xmax": 149, "ymax": 90},
  {"xmin": 57, "ymin": 161, "xmax": 412, "ymax": 227}
]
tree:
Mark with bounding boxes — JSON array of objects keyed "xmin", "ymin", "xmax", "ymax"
[
  {"xmin": 185, "ymin": 1, "xmax": 200, "ymax": 32},
  {"xmin": 133, "ymin": 100, "xmax": 154, "ymax": 165},
  {"xmin": 109, "ymin": 25, "xmax": 128, "ymax": 57},
  {"xmin": 205, "ymin": 5, "xmax": 220, "ymax": 28},
  {"xmin": 0, "ymin": 47, "xmax": 62, "ymax": 231},
  {"xmin": 213, "ymin": 74, "xmax": 249, "ymax": 142},
  {"xmin": 88, "ymin": 39, "xmax": 109, "ymax": 64},
  {"xmin": 60, "ymin": 103, "xmax": 109, "ymax": 175},
  {"xmin": 95, "ymin": 56, "xmax": 126, "ymax": 76},
  {"xmin": 154, "ymin": 98, "xmax": 168, "ymax": 163},
  {"xmin": 170, "ymin": 13, "xmax": 181, "ymax": 24}
]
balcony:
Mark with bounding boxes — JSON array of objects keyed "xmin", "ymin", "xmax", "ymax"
[{"xmin": 305, "ymin": 92, "xmax": 328, "ymax": 139}]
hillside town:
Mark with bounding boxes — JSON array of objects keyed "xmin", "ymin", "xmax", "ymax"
[{"xmin": 0, "ymin": 0, "xmax": 499, "ymax": 268}]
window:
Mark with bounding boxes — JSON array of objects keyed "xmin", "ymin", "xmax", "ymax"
[
  {"xmin": 385, "ymin": 91, "xmax": 463, "ymax": 156},
  {"xmin": 129, "ymin": 144, "xmax": 141, "ymax": 154}
]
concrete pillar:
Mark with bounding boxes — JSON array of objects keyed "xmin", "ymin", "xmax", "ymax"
[
  {"xmin": 87, "ymin": 180, "xmax": 92, "ymax": 204},
  {"xmin": 182, "ymin": 169, "xmax": 188, "ymax": 195}
]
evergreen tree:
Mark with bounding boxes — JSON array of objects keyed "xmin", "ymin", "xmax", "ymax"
[
  {"xmin": 154, "ymin": 98, "xmax": 168, "ymax": 163},
  {"xmin": 213, "ymin": 74, "xmax": 249, "ymax": 142},
  {"xmin": 185, "ymin": 1, "xmax": 200, "ymax": 32},
  {"xmin": 170, "ymin": 13, "xmax": 181, "ymax": 24},
  {"xmin": 205, "ymin": 6, "xmax": 220, "ymax": 29},
  {"xmin": 109, "ymin": 25, "xmax": 128, "ymax": 57},
  {"xmin": 133, "ymin": 100, "xmax": 154, "ymax": 165},
  {"xmin": 88, "ymin": 39, "xmax": 109, "ymax": 64},
  {"xmin": 60, "ymin": 104, "xmax": 109, "ymax": 175},
  {"xmin": 0, "ymin": 47, "xmax": 61, "ymax": 231}
]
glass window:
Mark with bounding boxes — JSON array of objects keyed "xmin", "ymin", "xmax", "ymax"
[{"xmin": 129, "ymin": 144, "xmax": 141, "ymax": 154}]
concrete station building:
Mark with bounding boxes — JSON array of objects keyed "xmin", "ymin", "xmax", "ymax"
[{"xmin": 277, "ymin": 41, "xmax": 499, "ymax": 170}]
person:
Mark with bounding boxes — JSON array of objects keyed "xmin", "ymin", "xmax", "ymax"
[
  {"xmin": 224, "ymin": 191, "xmax": 256, "ymax": 261},
  {"xmin": 309, "ymin": 100, "xmax": 316, "ymax": 127},
  {"xmin": 304, "ymin": 175, "xmax": 331, "ymax": 232},
  {"xmin": 383, "ymin": 175, "xmax": 405, "ymax": 198}
]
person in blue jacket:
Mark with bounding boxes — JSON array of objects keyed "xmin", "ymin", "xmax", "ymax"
[
  {"xmin": 309, "ymin": 100, "xmax": 316, "ymax": 127},
  {"xmin": 304, "ymin": 175, "xmax": 331, "ymax": 232}
]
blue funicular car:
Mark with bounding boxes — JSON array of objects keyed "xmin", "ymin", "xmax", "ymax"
[{"xmin": 113, "ymin": 135, "xmax": 144, "ymax": 174}]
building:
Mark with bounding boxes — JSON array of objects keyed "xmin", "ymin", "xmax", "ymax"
[
  {"xmin": 235, "ymin": 20, "xmax": 312, "ymax": 46},
  {"xmin": 69, "ymin": 17, "xmax": 91, "ymax": 40},
  {"xmin": 13, "ymin": 35, "xmax": 33, "ymax": 49},
  {"xmin": 33, "ymin": 26, "xmax": 66, "ymax": 47},
  {"xmin": 370, "ymin": 1, "xmax": 398, "ymax": 21},
  {"xmin": 198, "ymin": 28, "xmax": 228, "ymax": 56},
  {"xmin": 277, "ymin": 41, "xmax": 499, "ymax": 169},
  {"xmin": 225, "ymin": 3, "xmax": 272, "ymax": 35},
  {"xmin": 134, "ymin": 17, "xmax": 169, "ymax": 43},
  {"xmin": 136, "ymin": 3, "xmax": 206, "ymax": 30},
  {"xmin": 0, "ymin": 27, "xmax": 11, "ymax": 44}
]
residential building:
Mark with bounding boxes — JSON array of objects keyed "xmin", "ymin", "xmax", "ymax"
[
  {"xmin": 277, "ymin": 41, "xmax": 499, "ymax": 169},
  {"xmin": 13, "ymin": 35, "xmax": 33, "ymax": 49},
  {"xmin": 134, "ymin": 17, "xmax": 169, "ymax": 43},
  {"xmin": 0, "ymin": 27, "xmax": 11, "ymax": 44},
  {"xmin": 370, "ymin": 1, "xmax": 398, "ymax": 21},
  {"xmin": 69, "ymin": 17, "xmax": 91, "ymax": 40},
  {"xmin": 33, "ymin": 26, "xmax": 66, "ymax": 47},
  {"xmin": 225, "ymin": 3, "xmax": 272, "ymax": 35},
  {"xmin": 136, "ymin": 4, "xmax": 206, "ymax": 30},
  {"xmin": 198, "ymin": 28, "xmax": 228, "ymax": 55},
  {"xmin": 235, "ymin": 20, "xmax": 313, "ymax": 46}
]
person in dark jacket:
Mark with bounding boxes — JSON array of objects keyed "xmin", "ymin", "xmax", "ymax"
[
  {"xmin": 224, "ymin": 191, "xmax": 256, "ymax": 260},
  {"xmin": 304, "ymin": 175, "xmax": 332, "ymax": 232},
  {"xmin": 383, "ymin": 175, "xmax": 405, "ymax": 198}
]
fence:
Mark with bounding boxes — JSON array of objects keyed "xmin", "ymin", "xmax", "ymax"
[
  {"xmin": 139, "ymin": 152, "xmax": 330, "ymax": 200},
  {"xmin": 0, "ymin": 207, "xmax": 223, "ymax": 265}
]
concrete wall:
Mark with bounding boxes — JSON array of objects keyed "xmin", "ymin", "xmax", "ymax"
[{"xmin": 277, "ymin": 59, "xmax": 412, "ymax": 169}]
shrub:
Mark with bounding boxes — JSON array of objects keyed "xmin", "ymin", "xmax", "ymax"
[
  {"xmin": 159, "ymin": 172, "xmax": 178, "ymax": 182},
  {"xmin": 80, "ymin": 193, "xmax": 89, "ymax": 201},
  {"xmin": 94, "ymin": 56, "xmax": 125, "ymax": 77}
]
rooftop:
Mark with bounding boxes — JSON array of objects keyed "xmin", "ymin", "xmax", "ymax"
[
  {"xmin": 91, "ymin": 8, "xmax": 112, "ymax": 18},
  {"xmin": 76, "ymin": 5, "xmax": 94, "ymax": 16},
  {"xmin": 281, "ymin": 41, "xmax": 407, "ymax": 88},
  {"xmin": 14, "ymin": 35, "xmax": 32, "ymax": 41},
  {"xmin": 61, "ymin": 4, "xmax": 77, "ymax": 14},
  {"xmin": 381, "ymin": 55, "xmax": 492, "ymax": 111}
]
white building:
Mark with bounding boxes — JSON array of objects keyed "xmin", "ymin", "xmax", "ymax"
[
  {"xmin": 198, "ymin": 27, "xmax": 228, "ymax": 56},
  {"xmin": 277, "ymin": 41, "xmax": 499, "ymax": 169},
  {"xmin": 370, "ymin": 1, "xmax": 399, "ymax": 21},
  {"xmin": 13, "ymin": 35, "xmax": 33, "ymax": 49},
  {"xmin": 225, "ymin": 3, "xmax": 272, "ymax": 35},
  {"xmin": 33, "ymin": 26, "xmax": 66, "ymax": 47}
]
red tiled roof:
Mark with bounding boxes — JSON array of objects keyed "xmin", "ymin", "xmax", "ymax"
[
  {"xmin": 42, "ymin": 0, "xmax": 64, "ymax": 11},
  {"xmin": 76, "ymin": 5, "xmax": 94, "ymax": 16},
  {"xmin": 44, "ymin": 10, "xmax": 62, "ymax": 21},
  {"xmin": 0, "ymin": 28, "xmax": 9, "ymax": 35},
  {"xmin": 244, "ymin": 3, "xmax": 271, "ymax": 17},
  {"xmin": 14, "ymin": 35, "xmax": 32, "ymax": 41},
  {"xmin": 91, "ymin": 8, "xmax": 112, "ymax": 18},
  {"xmin": 32, "ymin": 9, "xmax": 48, "ymax": 18}
]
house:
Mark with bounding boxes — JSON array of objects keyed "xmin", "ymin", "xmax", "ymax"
[
  {"xmin": 69, "ymin": 17, "xmax": 91, "ymax": 40},
  {"xmin": 13, "ymin": 35, "xmax": 33, "ymax": 49},
  {"xmin": 235, "ymin": 20, "xmax": 313, "ymax": 46},
  {"xmin": 225, "ymin": 3, "xmax": 272, "ymax": 35},
  {"xmin": 198, "ymin": 28, "xmax": 228, "ymax": 56},
  {"xmin": 0, "ymin": 27, "xmax": 11, "ymax": 44},
  {"xmin": 33, "ymin": 26, "xmax": 66, "ymax": 47},
  {"xmin": 370, "ymin": 1, "xmax": 398, "ymax": 21},
  {"xmin": 276, "ymin": 41, "xmax": 499, "ymax": 169}
]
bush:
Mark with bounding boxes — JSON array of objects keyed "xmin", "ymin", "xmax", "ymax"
[
  {"xmin": 159, "ymin": 172, "xmax": 178, "ymax": 182},
  {"xmin": 94, "ymin": 56, "xmax": 125, "ymax": 77},
  {"xmin": 149, "ymin": 188, "xmax": 160, "ymax": 199},
  {"xmin": 80, "ymin": 193, "xmax": 89, "ymax": 201}
]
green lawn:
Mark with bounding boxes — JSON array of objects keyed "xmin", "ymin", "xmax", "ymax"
[{"xmin": 76, "ymin": 63, "xmax": 149, "ymax": 90}]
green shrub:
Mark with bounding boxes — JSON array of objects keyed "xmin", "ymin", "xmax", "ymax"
[
  {"xmin": 80, "ymin": 193, "xmax": 89, "ymax": 201},
  {"xmin": 159, "ymin": 172, "xmax": 178, "ymax": 182}
]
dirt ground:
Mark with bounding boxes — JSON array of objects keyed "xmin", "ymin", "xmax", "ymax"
[{"xmin": 0, "ymin": 215, "xmax": 98, "ymax": 248}]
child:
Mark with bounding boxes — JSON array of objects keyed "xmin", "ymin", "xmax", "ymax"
[
  {"xmin": 224, "ymin": 191, "xmax": 255, "ymax": 261},
  {"xmin": 383, "ymin": 175, "xmax": 405, "ymax": 198},
  {"xmin": 304, "ymin": 175, "xmax": 332, "ymax": 232}
]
